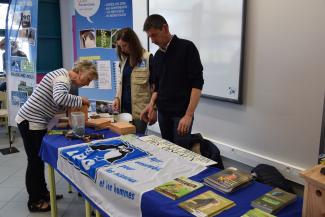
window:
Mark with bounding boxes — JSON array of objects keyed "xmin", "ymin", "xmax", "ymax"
[{"xmin": 0, "ymin": 2, "xmax": 8, "ymax": 73}]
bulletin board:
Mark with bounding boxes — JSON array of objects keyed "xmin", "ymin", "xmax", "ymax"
[
  {"xmin": 6, "ymin": 0, "xmax": 38, "ymax": 126},
  {"xmin": 74, "ymin": 0, "xmax": 133, "ymax": 101}
]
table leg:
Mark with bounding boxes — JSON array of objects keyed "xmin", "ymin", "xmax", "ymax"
[
  {"xmin": 68, "ymin": 184, "xmax": 72, "ymax": 193},
  {"xmin": 95, "ymin": 210, "xmax": 101, "ymax": 217},
  {"xmin": 48, "ymin": 165, "xmax": 58, "ymax": 217},
  {"xmin": 85, "ymin": 200, "xmax": 91, "ymax": 217}
]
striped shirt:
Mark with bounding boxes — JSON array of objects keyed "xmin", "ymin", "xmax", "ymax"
[{"xmin": 16, "ymin": 68, "xmax": 82, "ymax": 130}]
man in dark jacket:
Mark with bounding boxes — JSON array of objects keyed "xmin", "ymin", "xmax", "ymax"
[{"xmin": 141, "ymin": 14, "xmax": 204, "ymax": 149}]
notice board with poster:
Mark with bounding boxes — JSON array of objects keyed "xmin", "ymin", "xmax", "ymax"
[
  {"xmin": 74, "ymin": 0, "xmax": 133, "ymax": 105},
  {"xmin": 6, "ymin": 0, "xmax": 38, "ymax": 126}
]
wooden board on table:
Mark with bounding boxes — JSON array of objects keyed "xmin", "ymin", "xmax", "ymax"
[
  {"xmin": 108, "ymin": 122, "xmax": 136, "ymax": 135},
  {"xmin": 87, "ymin": 118, "xmax": 112, "ymax": 129}
]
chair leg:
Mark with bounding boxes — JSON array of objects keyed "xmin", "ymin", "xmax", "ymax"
[
  {"xmin": 8, "ymin": 126, "xmax": 12, "ymax": 148},
  {"xmin": 5, "ymin": 117, "xmax": 9, "ymax": 135}
]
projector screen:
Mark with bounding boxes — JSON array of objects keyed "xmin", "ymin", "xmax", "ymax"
[{"xmin": 149, "ymin": 0, "xmax": 246, "ymax": 103}]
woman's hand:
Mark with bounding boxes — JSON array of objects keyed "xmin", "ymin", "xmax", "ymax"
[
  {"xmin": 81, "ymin": 96, "xmax": 90, "ymax": 107},
  {"xmin": 112, "ymin": 98, "xmax": 120, "ymax": 112}
]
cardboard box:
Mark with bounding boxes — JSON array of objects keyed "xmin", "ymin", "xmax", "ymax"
[{"xmin": 108, "ymin": 122, "xmax": 136, "ymax": 135}]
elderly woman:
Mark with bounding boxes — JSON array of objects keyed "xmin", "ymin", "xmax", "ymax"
[{"xmin": 16, "ymin": 60, "xmax": 98, "ymax": 212}]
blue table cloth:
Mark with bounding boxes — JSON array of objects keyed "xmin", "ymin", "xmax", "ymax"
[
  {"xmin": 40, "ymin": 129, "xmax": 303, "ymax": 217},
  {"xmin": 142, "ymin": 167, "xmax": 303, "ymax": 217}
]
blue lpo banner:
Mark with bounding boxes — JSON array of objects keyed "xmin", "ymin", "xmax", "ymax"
[
  {"xmin": 75, "ymin": 0, "xmax": 133, "ymax": 101},
  {"xmin": 58, "ymin": 135, "xmax": 206, "ymax": 217},
  {"xmin": 6, "ymin": 0, "xmax": 38, "ymax": 126}
]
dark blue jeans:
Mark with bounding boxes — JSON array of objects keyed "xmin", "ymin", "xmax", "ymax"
[{"xmin": 158, "ymin": 111, "xmax": 193, "ymax": 149}]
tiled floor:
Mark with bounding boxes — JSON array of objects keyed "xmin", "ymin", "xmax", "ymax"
[{"xmin": 0, "ymin": 128, "xmax": 86, "ymax": 217}]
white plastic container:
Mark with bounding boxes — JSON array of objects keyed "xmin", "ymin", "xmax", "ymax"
[{"xmin": 70, "ymin": 112, "xmax": 85, "ymax": 136}]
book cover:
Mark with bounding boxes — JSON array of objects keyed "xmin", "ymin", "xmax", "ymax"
[
  {"xmin": 155, "ymin": 177, "xmax": 203, "ymax": 200},
  {"xmin": 251, "ymin": 188, "xmax": 297, "ymax": 214},
  {"xmin": 178, "ymin": 190, "xmax": 235, "ymax": 217},
  {"xmin": 204, "ymin": 167, "xmax": 252, "ymax": 192},
  {"xmin": 241, "ymin": 208, "xmax": 276, "ymax": 217},
  {"xmin": 48, "ymin": 130, "xmax": 67, "ymax": 135}
]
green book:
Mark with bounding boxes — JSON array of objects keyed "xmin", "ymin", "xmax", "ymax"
[
  {"xmin": 48, "ymin": 130, "xmax": 67, "ymax": 135},
  {"xmin": 251, "ymin": 188, "xmax": 296, "ymax": 214},
  {"xmin": 241, "ymin": 208, "xmax": 276, "ymax": 217},
  {"xmin": 155, "ymin": 177, "xmax": 203, "ymax": 200},
  {"xmin": 178, "ymin": 190, "xmax": 235, "ymax": 217}
]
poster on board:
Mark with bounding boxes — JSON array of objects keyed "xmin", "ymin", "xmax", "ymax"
[
  {"xmin": 6, "ymin": 0, "xmax": 38, "ymax": 126},
  {"xmin": 74, "ymin": 0, "xmax": 133, "ymax": 102}
]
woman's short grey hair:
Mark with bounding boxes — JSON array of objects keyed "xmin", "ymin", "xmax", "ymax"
[{"xmin": 73, "ymin": 60, "xmax": 98, "ymax": 79}]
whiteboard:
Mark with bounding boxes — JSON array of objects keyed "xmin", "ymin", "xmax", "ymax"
[{"xmin": 149, "ymin": 0, "xmax": 246, "ymax": 103}]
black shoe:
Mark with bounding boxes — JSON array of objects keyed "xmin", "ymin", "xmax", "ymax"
[
  {"xmin": 43, "ymin": 192, "xmax": 63, "ymax": 202},
  {"xmin": 27, "ymin": 199, "xmax": 51, "ymax": 212}
]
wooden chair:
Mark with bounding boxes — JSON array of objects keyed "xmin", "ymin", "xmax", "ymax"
[
  {"xmin": 0, "ymin": 92, "xmax": 14, "ymax": 147},
  {"xmin": 0, "ymin": 92, "xmax": 8, "ymax": 129}
]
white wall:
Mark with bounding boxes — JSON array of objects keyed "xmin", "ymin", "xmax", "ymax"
[
  {"xmin": 60, "ymin": 0, "xmax": 325, "ymax": 182},
  {"xmin": 193, "ymin": 0, "xmax": 325, "ymax": 182},
  {"xmin": 132, "ymin": 0, "xmax": 147, "ymax": 49}
]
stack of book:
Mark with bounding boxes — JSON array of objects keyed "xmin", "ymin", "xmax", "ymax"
[
  {"xmin": 154, "ymin": 177, "xmax": 204, "ymax": 200},
  {"xmin": 251, "ymin": 187, "xmax": 297, "ymax": 214},
  {"xmin": 241, "ymin": 208, "xmax": 276, "ymax": 217},
  {"xmin": 203, "ymin": 167, "xmax": 253, "ymax": 193},
  {"xmin": 178, "ymin": 190, "xmax": 235, "ymax": 217}
]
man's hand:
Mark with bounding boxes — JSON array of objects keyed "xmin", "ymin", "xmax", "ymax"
[
  {"xmin": 140, "ymin": 104, "xmax": 151, "ymax": 123},
  {"xmin": 148, "ymin": 109, "xmax": 157, "ymax": 125},
  {"xmin": 81, "ymin": 97, "xmax": 90, "ymax": 107},
  {"xmin": 140, "ymin": 104, "xmax": 157, "ymax": 125},
  {"xmin": 112, "ymin": 98, "xmax": 120, "ymax": 112},
  {"xmin": 177, "ymin": 88, "xmax": 201, "ymax": 136},
  {"xmin": 177, "ymin": 114, "xmax": 193, "ymax": 136}
]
